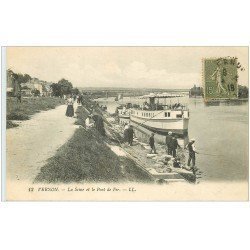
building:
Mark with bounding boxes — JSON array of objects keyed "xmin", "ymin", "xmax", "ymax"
[
  {"xmin": 7, "ymin": 70, "xmax": 21, "ymax": 96},
  {"xmin": 21, "ymin": 88, "xmax": 32, "ymax": 96},
  {"xmin": 7, "ymin": 70, "xmax": 53, "ymax": 97},
  {"xmin": 189, "ymin": 84, "xmax": 203, "ymax": 97},
  {"xmin": 21, "ymin": 78, "xmax": 53, "ymax": 96},
  {"xmin": 42, "ymin": 82, "xmax": 53, "ymax": 96}
]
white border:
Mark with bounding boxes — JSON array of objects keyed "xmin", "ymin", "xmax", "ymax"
[
  {"xmin": 0, "ymin": 1, "xmax": 250, "ymax": 250},
  {"xmin": 1, "ymin": 47, "xmax": 6, "ymax": 201}
]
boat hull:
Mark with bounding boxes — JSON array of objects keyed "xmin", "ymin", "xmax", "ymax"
[{"xmin": 130, "ymin": 115, "xmax": 189, "ymax": 136}]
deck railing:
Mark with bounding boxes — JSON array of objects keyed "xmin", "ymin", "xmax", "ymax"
[{"xmin": 131, "ymin": 105, "xmax": 189, "ymax": 111}]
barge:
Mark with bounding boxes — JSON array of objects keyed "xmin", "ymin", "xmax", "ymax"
[{"xmin": 130, "ymin": 93, "xmax": 189, "ymax": 136}]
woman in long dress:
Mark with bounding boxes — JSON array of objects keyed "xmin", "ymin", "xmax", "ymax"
[{"xmin": 65, "ymin": 95, "xmax": 74, "ymax": 117}]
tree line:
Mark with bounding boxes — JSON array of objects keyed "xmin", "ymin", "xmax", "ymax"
[
  {"xmin": 238, "ymin": 85, "xmax": 248, "ymax": 98},
  {"xmin": 7, "ymin": 69, "xmax": 80, "ymax": 97},
  {"xmin": 189, "ymin": 84, "xmax": 248, "ymax": 99},
  {"xmin": 50, "ymin": 79, "xmax": 80, "ymax": 97},
  {"xmin": 8, "ymin": 69, "xmax": 32, "ymax": 84}
]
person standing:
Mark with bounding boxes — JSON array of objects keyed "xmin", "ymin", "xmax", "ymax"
[
  {"xmin": 186, "ymin": 138, "xmax": 198, "ymax": 169},
  {"xmin": 127, "ymin": 125, "xmax": 134, "ymax": 146},
  {"xmin": 16, "ymin": 92, "xmax": 22, "ymax": 103},
  {"xmin": 149, "ymin": 133, "xmax": 157, "ymax": 154},
  {"xmin": 80, "ymin": 95, "xmax": 84, "ymax": 105},
  {"xmin": 171, "ymin": 136, "xmax": 181, "ymax": 158},
  {"xmin": 85, "ymin": 114, "xmax": 94, "ymax": 129},
  {"xmin": 76, "ymin": 95, "xmax": 80, "ymax": 104},
  {"xmin": 165, "ymin": 131, "xmax": 173, "ymax": 155},
  {"xmin": 92, "ymin": 114, "xmax": 105, "ymax": 136},
  {"xmin": 65, "ymin": 95, "xmax": 74, "ymax": 117},
  {"xmin": 123, "ymin": 123, "xmax": 129, "ymax": 144},
  {"xmin": 13, "ymin": 80, "xmax": 22, "ymax": 103}
]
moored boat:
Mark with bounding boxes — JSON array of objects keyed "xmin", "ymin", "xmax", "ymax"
[
  {"xmin": 130, "ymin": 93, "xmax": 189, "ymax": 136},
  {"xmin": 116, "ymin": 103, "xmax": 132, "ymax": 125}
]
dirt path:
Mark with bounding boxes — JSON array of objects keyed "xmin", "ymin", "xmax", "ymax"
[{"xmin": 6, "ymin": 103, "xmax": 78, "ymax": 182}]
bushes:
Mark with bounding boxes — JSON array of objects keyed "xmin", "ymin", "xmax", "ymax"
[
  {"xmin": 7, "ymin": 112, "xmax": 29, "ymax": 120},
  {"xmin": 6, "ymin": 97, "xmax": 64, "ymax": 128},
  {"xmin": 6, "ymin": 120, "xmax": 18, "ymax": 129}
]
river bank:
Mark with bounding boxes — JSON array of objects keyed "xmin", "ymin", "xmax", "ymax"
[
  {"xmin": 34, "ymin": 101, "xmax": 153, "ymax": 183},
  {"xmin": 103, "ymin": 113, "xmax": 196, "ymax": 183},
  {"xmin": 7, "ymin": 96, "xmax": 65, "ymax": 128},
  {"xmin": 98, "ymin": 95, "xmax": 249, "ymax": 183},
  {"xmin": 33, "ymin": 95, "xmax": 195, "ymax": 184}
]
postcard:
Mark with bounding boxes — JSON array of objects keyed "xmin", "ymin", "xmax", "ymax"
[{"xmin": 2, "ymin": 46, "xmax": 248, "ymax": 201}]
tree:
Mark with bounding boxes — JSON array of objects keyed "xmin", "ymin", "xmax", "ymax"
[
  {"xmin": 21, "ymin": 85, "xmax": 30, "ymax": 90},
  {"xmin": 51, "ymin": 83, "xmax": 63, "ymax": 97},
  {"xmin": 23, "ymin": 74, "xmax": 32, "ymax": 83},
  {"xmin": 7, "ymin": 70, "xmax": 31, "ymax": 84},
  {"xmin": 15, "ymin": 73, "xmax": 31, "ymax": 84},
  {"xmin": 72, "ymin": 87, "xmax": 80, "ymax": 95},
  {"xmin": 238, "ymin": 85, "xmax": 248, "ymax": 98},
  {"xmin": 58, "ymin": 78, "xmax": 73, "ymax": 95}
]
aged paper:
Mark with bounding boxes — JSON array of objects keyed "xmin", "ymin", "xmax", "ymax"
[{"xmin": 3, "ymin": 47, "xmax": 249, "ymax": 201}]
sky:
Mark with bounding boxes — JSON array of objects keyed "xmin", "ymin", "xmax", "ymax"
[{"xmin": 7, "ymin": 47, "xmax": 248, "ymax": 89}]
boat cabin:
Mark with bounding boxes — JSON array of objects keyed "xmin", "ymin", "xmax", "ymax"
[{"xmin": 131, "ymin": 93, "xmax": 189, "ymax": 119}]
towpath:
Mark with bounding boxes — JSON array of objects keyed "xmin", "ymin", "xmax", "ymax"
[{"xmin": 6, "ymin": 102, "xmax": 78, "ymax": 182}]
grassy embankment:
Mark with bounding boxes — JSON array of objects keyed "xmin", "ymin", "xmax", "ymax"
[
  {"xmin": 35, "ymin": 98, "xmax": 153, "ymax": 183},
  {"xmin": 6, "ymin": 97, "xmax": 65, "ymax": 128}
]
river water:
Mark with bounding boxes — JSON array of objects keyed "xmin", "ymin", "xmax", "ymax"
[{"xmin": 97, "ymin": 96, "xmax": 248, "ymax": 182}]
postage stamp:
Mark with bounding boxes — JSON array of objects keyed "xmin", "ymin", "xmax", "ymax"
[{"xmin": 203, "ymin": 57, "xmax": 238, "ymax": 101}]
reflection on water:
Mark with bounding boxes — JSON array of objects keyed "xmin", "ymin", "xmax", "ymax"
[
  {"xmin": 204, "ymin": 99, "xmax": 248, "ymax": 107},
  {"xmin": 97, "ymin": 96, "xmax": 248, "ymax": 182}
]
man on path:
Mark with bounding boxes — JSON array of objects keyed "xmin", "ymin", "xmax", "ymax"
[
  {"xmin": 92, "ymin": 114, "xmax": 105, "ymax": 136},
  {"xmin": 123, "ymin": 123, "xmax": 129, "ymax": 144},
  {"xmin": 127, "ymin": 125, "xmax": 134, "ymax": 146},
  {"xmin": 171, "ymin": 136, "xmax": 181, "ymax": 158},
  {"xmin": 149, "ymin": 133, "xmax": 157, "ymax": 154},
  {"xmin": 76, "ymin": 95, "xmax": 81, "ymax": 104},
  {"xmin": 165, "ymin": 131, "xmax": 173, "ymax": 155},
  {"xmin": 186, "ymin": 138, "xmax": 198, "ymax": 170}
]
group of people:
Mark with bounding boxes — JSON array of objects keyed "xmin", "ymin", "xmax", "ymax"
[
  {"xmin": 65, "ymin": 94, "xmax": 106, "ymax": 136},
  {"xmin": 67, "ymin": 95, "xmax": 197, "ymax": 168},
  {"xmin": 148, "ymin": 131, "xmax": 181, "ymax": 157},
  {"xmin": 141, "ymin": 101, "xmax": 185, "ymax": 111},
  {"xmin": 76, "ymin": 94, "xmax": 84, "ymax": 105},
  {"xmin": 169, "ymin": 103, "xmax": 184, "ymax": 109},
  {"xmin": 165, "ymin": 131, "xmax": 181, "ymax": 157},
  {"xmin": 166, "ymin": 131, "xmax": 197, "ymax": 168},
  {"xmin": 123, "ymin": 124, "xmax": 135, "ymax": 146},
  {"xmin": 148, "ymin": 131, "xmax": 197, "ymax": 168},
  {"xmin": 142, "ymin": 102, "xmax": 164, "ymax": 111},
  {"xmin": 85, "ymin": 113, "xmax": 106, "ymax": 136}
]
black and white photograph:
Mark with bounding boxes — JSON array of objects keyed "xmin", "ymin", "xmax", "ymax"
[{"xmin": 3, "ymin": 46, "xmax": 248, "ymax": 201}]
